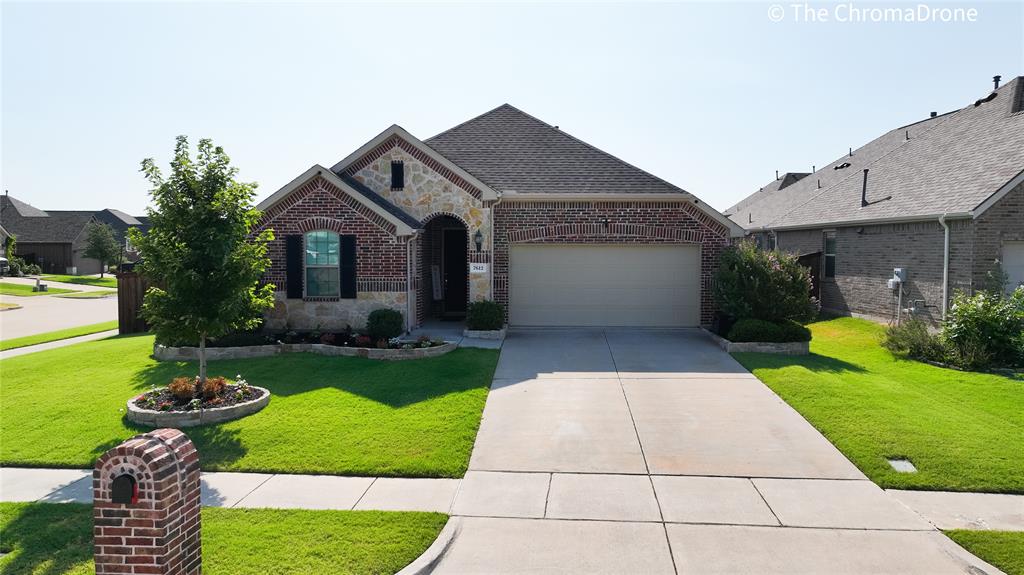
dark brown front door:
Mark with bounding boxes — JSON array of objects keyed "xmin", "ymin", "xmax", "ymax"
[{"xmin": 443, "ymin": 228, "xmax": 468, "ymax": 315}]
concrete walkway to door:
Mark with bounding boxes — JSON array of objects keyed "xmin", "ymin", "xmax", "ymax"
[{"xmin": 429, "ymin": 329, "xmax": 1003, "ymax": 574}]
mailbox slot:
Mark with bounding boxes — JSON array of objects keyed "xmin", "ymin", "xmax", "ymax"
[{"xmin": 111, "ymin": 474, "xmax": 138, "ymax": 505}]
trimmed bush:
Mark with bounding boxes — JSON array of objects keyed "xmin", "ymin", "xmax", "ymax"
[
  {"xmin": 466, "ymin": 300, "xmax": 504, "ymax": 331},
  {"xmin": 714, "ymin": 242, "xmax": 817, "ymax": 324},
  {"xmin": 943, "ymin": 287, "xmax": 1023, "ymax": 369},
  {"xmin": 881, "ymin": 319, "xmax": 946, "ymax": 362},
  {"xmin": 366, "ymin": 308, "xmax": 404, "ymax": 341},
  {"xmin": 727, "ymin": 318, "xmax": 811, "ymax": 343}
]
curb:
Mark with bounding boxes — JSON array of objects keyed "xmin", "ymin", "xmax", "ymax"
[{"xmin": 396, "ymin": 516, "xmax": 460, "ymax": 575}]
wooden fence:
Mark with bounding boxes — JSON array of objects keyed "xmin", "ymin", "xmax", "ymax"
[{"xmin": 116, "ymin": 272, "xmax": 149, "ymax": 334}]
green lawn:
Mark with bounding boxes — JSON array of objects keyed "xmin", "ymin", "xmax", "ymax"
[
  {"xmin": 56, "ymin": 290, "xmax": 117, "ymax": 299},
  {"xmin": 0, "ymin": 282, "xmax": 77, "ymax": 296},
  {"xmin": 733, "ymin": 317, "xmax": 1024, "ymax": 493},
  {"xmin": 945, "ymin": 531, "xmax": 1024, "ymax": 575},
  {"xmin": 0, "ymin": 334, "xmax": 498, "ymax": 477},
  {"xmin": 41, "ymin": 274, "xmax": 118, "ymax": 289},
  {"xmin": 0, "ymin": 502, "xmax": 446, "ymax": 575},
  {"xmin": 0, "ymin": 321, "xmax": 119, "ymax": 351}
]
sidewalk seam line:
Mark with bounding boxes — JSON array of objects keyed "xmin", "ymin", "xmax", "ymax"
[
  {"xmin": 351, "ymin": 477, "xmax": 378, "ymax": 510},
  {"xmin": 748, "ymin": 478, "xmax": 784, "ymax": 526},
  {"xmin": 230, "ymin": 473, "xmax": 277, "ymax": 508}
]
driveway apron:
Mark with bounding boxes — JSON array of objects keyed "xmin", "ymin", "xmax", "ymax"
[{"xmin": 431, "ymin": 329, "xmax": 1003, "ymax": 574}]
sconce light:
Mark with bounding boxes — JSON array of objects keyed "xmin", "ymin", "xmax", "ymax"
[
  {"xmin": 602, "ymin": 218, "xmax": 610, "ymax": 232},
  {"xmin": 473, "ymin": 229, "xmax": 483, "ymax": 253}
]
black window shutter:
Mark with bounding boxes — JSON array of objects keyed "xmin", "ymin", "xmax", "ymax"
[
  {"xmin": 391, "ymin": 161, "xmax": 404, "ymax": 190},
  {"xmin": 285, "ymin": 235, "xmax": 303, "ymax": 298},
  {"xmin": 340, "ymin": 235, "xmax": 357, "ymax": 299}
]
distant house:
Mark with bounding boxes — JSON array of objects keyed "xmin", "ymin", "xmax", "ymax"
[
  {"xmin": 726, "ymin": 76, "xmax": 1024, "ymax": 324},
  {"xmin": 0, "ymin": 194, "xmax": 148, "ymax": 274}
]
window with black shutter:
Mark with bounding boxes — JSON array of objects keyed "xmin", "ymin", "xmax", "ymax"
[
  {"xmin": 285, "ymin": 235, "xmax": 304, "ymax": 298},
  {"xmin": 339, "ymin": 235, "xmax": 357, "ymax": 298},
  {"xmin": 391, "ymin": 161, "xmax": 404, "ymax": 190}
]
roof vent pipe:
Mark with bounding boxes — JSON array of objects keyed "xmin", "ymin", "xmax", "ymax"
[
  {"xmin": 860, "ymin": 169, "xmax": 870, "ymax": 207},
  {"xmin": 930, "ymin": 111, "xmax": 937, "ymax": 118},
  {"xmin": 817, "ymin": 179, "xmax": 821, "ymax": 189},
  {"xmin": 905, "ymin": 130, "xmax": 910, "ymax": 140},
  {"xmin": 849, "ymin": 147, "xmax": 853, "ymax": 157},
  {"xmin": 993, "ymin": 75, "xmax": 1002, "ymax": 90},
  {"xmin": 776, "ymin": 170, "xmax": 780, "ymax": 180}
]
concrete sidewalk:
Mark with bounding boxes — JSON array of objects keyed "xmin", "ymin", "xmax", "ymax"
[
  {"xmin": 0, "ymin": 467, "xmax": 460, "ymax": 513},
  {"xmin": 0, "ymin": 329, "xmax": 119, "ymax": 359}
]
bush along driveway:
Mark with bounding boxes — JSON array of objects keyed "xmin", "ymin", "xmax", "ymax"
[
  {"xmin": 733, "ymin": 317, "xmax": 1024, "ymax": 494},
  {"xmin": 0, "ymin": 334, "xmax": 498, "ymax": 477}
]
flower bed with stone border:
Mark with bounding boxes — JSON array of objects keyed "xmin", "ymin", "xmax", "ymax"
[
  {"xmin": 701, "ymin": 327, "xmax": 809, "ymax": 355},
  {"xmin": 126, "ymin": 385, "xmax": 271, "ymax": 427},
  {"xmin": 153, "ymin": 340, "xmax": 458, "ymax": 362}
]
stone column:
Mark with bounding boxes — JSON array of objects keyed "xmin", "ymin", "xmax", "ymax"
[{"xmin": 93, "ymin": 428, "xmax": 201, "ymax": 574}]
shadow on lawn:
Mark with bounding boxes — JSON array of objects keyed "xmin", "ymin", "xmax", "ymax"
[
  {"xmin": 0, "ymin": 503, "xmax": 92, "ymax": 575},
  {"xmin": 738, "ymin": 352, "xmax": 868, "ymax": 375},
  {"xmin": 129, "ymin": 350, "xmax": 491, "ymax": 408},
  {"xmin": 90, "ymin": 422, "xmax": 248, "ymax": 470}
]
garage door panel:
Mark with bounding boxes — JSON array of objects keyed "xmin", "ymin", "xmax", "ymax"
[{"xmin": 509, "ymin": 244, "xmax": 700, "ymax": 327}]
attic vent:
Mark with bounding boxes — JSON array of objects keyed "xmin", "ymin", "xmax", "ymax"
[
  {"xmin": 834, "ymin": 162, "xmax": 851, "ymax": 170},
  {"xmin": 391, "ymin": 161, "xmax": 404, "ymax": 190}
]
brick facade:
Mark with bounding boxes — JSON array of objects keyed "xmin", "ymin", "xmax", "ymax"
[
  {"xmin": 493, "ymin": 200, "xmax": 731, "ymax": 326},
  {"xmin": 93, "ymin": 428, "xmax": 201, "ymax": 575},
  {"xmin": 774, "ymin": 179, "xmax": 1023, "ymax": 324}
]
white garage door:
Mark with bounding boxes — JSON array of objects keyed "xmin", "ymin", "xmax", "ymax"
[
  {"xmin": 1004, "ymin": 242, "xmax": 1024, "ymax": 293},
  {"xmin": 509, "ymin": 244, "xmax": 701, "ymax": 327}
]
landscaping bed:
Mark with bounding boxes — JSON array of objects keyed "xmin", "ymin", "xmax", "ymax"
[
  {"xmin": 154, "ymin": 338, "xmax": 456, "ymax": 362},
  {"xmin": 702, "ymin": 327, "xmax": 808, "ymax": 355},
  {"xmin": 0, "ymin": 334, "xmax": 497, "ymax": 477},
  {"xmin": 0, "ymin": 502, "xmax": 447, "ymax": 575},
  {"xmin": 733, "ymin": 317, "xmax": 1024, "ymax": 493},
  {"xmin": 128, "ymin": 380, "xmax": 270, "ymax": 427}
]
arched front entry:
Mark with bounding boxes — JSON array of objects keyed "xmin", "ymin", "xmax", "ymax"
[{"xmin": 419, "ymin": 214, "xmax": 469, "ymax": 322}]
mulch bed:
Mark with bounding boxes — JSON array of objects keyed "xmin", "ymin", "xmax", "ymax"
[{"xmin": 133, "ymin": 384, "xmax": 265, "ymax": 413}]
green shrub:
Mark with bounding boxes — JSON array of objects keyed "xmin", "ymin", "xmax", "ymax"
[
  {"xmin": 714, "ymin": 242, "xmax": 817, "ymax": 324},
  {"xmin": 942, "ymin": 287, "xmax": 1023, "ymax": 369},
  {"xmin": 881, "ymin": 319, "xmax": 946, "ymax": 362},
  {"xmin": 727, "ymin": 318, "xmax": 811, "ymax": 343},
  {"xmin": 366, "ymin": 308, "xmax": 404, "ymax": 340},
  {"xmin": 466, "ymin": 300, "xmax": 504, "ymax": 331}
]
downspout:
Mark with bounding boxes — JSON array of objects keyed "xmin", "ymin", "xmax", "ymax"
[
  {"xmin": 938, "ymin": 213, "xmax": 950, "ymax": 321},
  {"xmin": 488, "ymin": 194, "xmax": 504, "ymax": 303},
  {"xmin": 406, "ymin": 231, "xmax": 420, "ymax": 333}
]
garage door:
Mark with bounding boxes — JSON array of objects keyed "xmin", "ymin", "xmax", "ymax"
[
  {"xmin": 509, "ymin": 244, "xmax": 700, "ymax": 327},
  {"xmin": 1004, "ymin": 242, "xmax": 1024, "ymax": 293}
]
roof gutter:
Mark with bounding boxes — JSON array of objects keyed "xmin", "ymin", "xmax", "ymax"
[{"xmin": 766, "ymin": 212, "xmax": 972, "ymax": 232}]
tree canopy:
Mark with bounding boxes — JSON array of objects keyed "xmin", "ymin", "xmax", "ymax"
[{"xmin": 83, "ymin": 222, "xmax": 121, "ymax": 277}]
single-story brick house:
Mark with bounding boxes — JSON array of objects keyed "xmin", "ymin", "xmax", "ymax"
[
  {"xmin": 725, "ymin": 76, "xmax": 1024, "ymax": 324},
  {"xmin": 255, "ymin": 104, "xmax": 741, "ymax": 331}
]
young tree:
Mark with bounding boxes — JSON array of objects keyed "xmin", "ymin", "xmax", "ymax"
[
  {"xmin": 129, "ymin": 136, "xmax": 275, "ymax": 394},
  {"xmin": 83, "ymin": 222, "xmax": 121, "ymax": 277}
]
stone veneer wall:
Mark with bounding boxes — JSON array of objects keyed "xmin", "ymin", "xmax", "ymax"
[
  {"xmin": 254, "ymin": 175, "xmax": 410, "ymax": 330},
  {"xmin": 492, "ymin": 199, "xmax": 731, "ymax": 326},
  {"xmin": 347, "ymin": 142, "xmax": 495, "ymax": 325}
]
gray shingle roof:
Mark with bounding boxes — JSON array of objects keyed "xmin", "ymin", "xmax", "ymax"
[
  {"xmin": 425, "ymin": 104, "xmax": 689, "ymax": 195},
  {"xmin": 1, "ymin": 203, "xmax": 95, "ymax": 243},
  {"xmin": 730, "ymin": 77, "xmax": 1024, "ymax": 230}
]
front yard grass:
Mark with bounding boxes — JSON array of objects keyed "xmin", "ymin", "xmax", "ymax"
[
  {"xmin": 733, "ymin": 317, "xmax": 1023, "ymax": 493},
  {"xmin": 945, "ymin": 530, "xmax": 1024, "ymax": 575},
  {"xmin": 0, "ymin": 334, "xmax": 497, "ymax": 477},
  {"xmin": 0, "ymin": 321, "xmax": 119, "ymax": 351},
  {"xmin": 40, "ymin": 274, "xmax": 118, "ymax": 289},
  {"xmin": 0, "ymin": 282, "xmax": 77, "ymax": 297},
  {"xmin": 0, "ymin": 502, "xmax": 446, "ymax": 575},
  {"xmin": 56, "ymin": 290, "xmax": 117, "ymax": 299}
]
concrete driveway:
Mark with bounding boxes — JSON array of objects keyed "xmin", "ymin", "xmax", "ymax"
[{"xmin": 431, "ymin": 329, "xmax": 1002, "ymax": 574}]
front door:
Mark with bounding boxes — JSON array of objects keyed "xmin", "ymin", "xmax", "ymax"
[{"xmin": 443, "ymin": 228, "xmax": 468, "ymax": 316}]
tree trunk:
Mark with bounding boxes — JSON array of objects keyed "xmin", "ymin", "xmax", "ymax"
[{"xmin": 197, "ymin": 332, "xmax": 207, "ymax": 398}]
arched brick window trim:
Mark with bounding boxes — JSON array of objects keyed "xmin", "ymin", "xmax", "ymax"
[
  {"xmin": 507, "ymin": 223, "xmax": 704, "ymax": 244},
  {"xmin": 296, "ymin": 217, "xmax": 348, "ymax": 235}
]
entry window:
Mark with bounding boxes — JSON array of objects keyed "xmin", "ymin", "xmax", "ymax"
[
  {"xmin": 391, "ymin": 160, "xmax": 404, "ymax": 190},
  {"xmin": 824, "ymin": 231, "xmax": 837, "ymax": 278},
  {"xmin": 305, "ymin": 230, "xmax": 340, "ymax": 297}
]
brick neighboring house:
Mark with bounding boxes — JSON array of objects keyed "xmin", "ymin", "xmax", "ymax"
[
  {"xmin": 726, "ymin": 76, "xmax": 1024, "ymax": 325},
  {"xmin": 0, "ymin": 194, "xmax": 148, "ymax": 274},
  {"xmin": 255, "ymin": 104, "xmax": 741, "ymax": 332}
]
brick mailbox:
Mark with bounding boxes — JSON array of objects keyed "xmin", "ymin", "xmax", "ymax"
[{"xmin": 93, "ymin": 428, "xmax": 201, "ymax": 574}]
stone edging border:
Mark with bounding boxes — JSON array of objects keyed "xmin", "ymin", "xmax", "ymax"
[
  {"xmin": 125, "ymin": 386, "xmax": 271, "ymax": 428},
  {"xmin": 152, "ymin": 341, "xmax": 458, "ymax": 362},
  {"xmin": 395, "ymin": 516, "xmax": 460, "ymax": 575},
  {"xmin": 700, "ymin": 327, "xmax": 810, "ymax": 355}
]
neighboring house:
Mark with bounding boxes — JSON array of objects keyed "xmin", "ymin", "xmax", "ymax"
[
  {"xmin": 255, "ymin": 104, "xmax": 741, "ymax": 332},
  {"xmin": 0, "ymin": 194, "xmax": 148, "ymax": 274},
  {"xmin": 726, "ymin": 76, "xmax": 1024, "ymax": 324}
]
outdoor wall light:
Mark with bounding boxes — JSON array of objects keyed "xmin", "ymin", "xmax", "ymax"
[
  {"xmin": 473, "ymin": 229, "xmax": 483, "ymax": 252},
  {"xmin": 602, "ymin": 218, "xmax": 610, "ymax": 232}
]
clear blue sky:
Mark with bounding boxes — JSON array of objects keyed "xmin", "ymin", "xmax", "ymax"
[{"xmin": 3, "ymin": 1, "xmax": 1021, "ymax": 215}]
